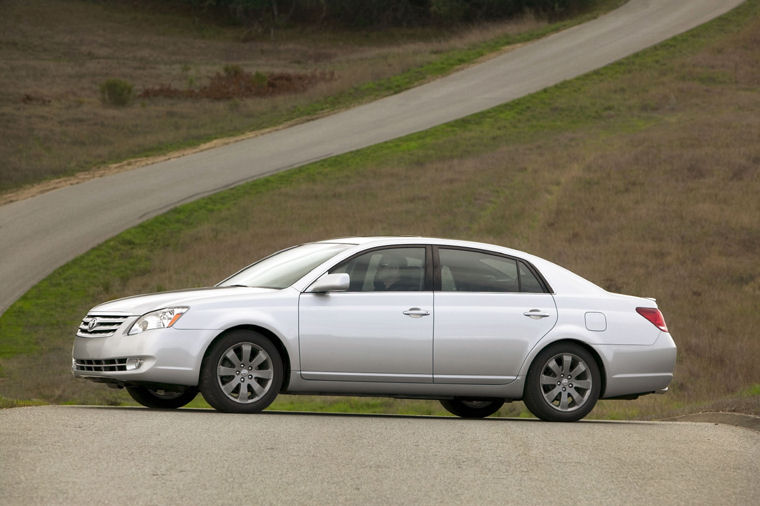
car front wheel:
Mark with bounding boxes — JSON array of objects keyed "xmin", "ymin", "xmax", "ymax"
[
  {"xmin": 440, "ymin": 399, "xmax": 504, "ymax": 418},
  {"xmin": 200, "ymin": 330, "xmax": 283, "ymax": 413},
  {"xmin": 126, "ymin": 385, "xmax": 198, "ymax": 409},
  {"xmin": 523, "ymin": 342, "xmax": 600, "ymax": 422}
]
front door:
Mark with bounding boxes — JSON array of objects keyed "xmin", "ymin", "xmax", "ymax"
[{"xmin": 299, "ymin": 247, "xmax": 433, "ymax": 383}]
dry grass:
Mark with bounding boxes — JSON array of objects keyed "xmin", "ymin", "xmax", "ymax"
[{"xmin": 0, "ymin": 0, "xmax": 546, "ymax": 193}]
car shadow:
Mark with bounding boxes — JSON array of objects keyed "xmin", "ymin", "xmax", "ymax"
[{"xmin": 69, "ymin": 404, "xmax": 653, "ymax": 425}]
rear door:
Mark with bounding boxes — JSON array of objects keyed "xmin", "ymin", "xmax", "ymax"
[{"xmin": 433, "ymin": 247, "xmax": 557, "ymax": 384}]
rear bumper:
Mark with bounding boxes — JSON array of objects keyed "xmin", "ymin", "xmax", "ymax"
[{"xmin": 596, "ymin": 331, "xmax": 677, "ymax": 398}]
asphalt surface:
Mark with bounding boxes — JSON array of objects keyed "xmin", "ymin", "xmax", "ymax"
[
  {"xmin": 1, "ymin": 406, "xmax": 758, "ymax": 505},
  {"xmin": 0, "ymin": 0, "xmax": 745, "ymax": 315}
]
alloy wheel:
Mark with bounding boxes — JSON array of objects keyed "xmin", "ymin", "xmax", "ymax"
[
  {"xmin": 216, "ymin": 342, "xmax": 274, "ymax": 404},
  {"xmin": 539, "ymin": 352, "xmax": 593, "ymax": 412}
]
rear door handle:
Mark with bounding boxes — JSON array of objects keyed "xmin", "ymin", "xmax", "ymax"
[
  {"xmin": 523, "ymin": 309, "xmax": 551, "ymax": 319},
  {"xmin": 403, "ymin": 307, "xmax": 430, "ymax": 318}
]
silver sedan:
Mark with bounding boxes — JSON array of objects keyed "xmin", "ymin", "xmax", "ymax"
[{"xmin": 72, "ymin": 237, "xmax": 676, "ymax": 422}]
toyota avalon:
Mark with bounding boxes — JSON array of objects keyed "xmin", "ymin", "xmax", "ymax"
[{"xmin": 72, "ymin": 237, "xmax": 676, "ymax": 422}]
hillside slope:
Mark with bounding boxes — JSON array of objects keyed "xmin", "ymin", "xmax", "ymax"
[{"xmin": 1, "ymin": 0, "xmax": 758, "ymax": 418}]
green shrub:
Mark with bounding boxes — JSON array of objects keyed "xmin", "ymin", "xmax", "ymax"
[
  {"xmin": 252, "ymin": 70, "xmax": 268, "ymax": 88},
  {"xmin": 223, "ymin": 64, "xmax": 244, "ymax": 78},
  {"xmin": 99, "ymin": 78, "xmax": 134, "ymax": 106}
]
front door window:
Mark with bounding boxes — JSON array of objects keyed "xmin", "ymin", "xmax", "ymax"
[{"xmin": 332, "ymin": 247, "xmax": 427, "ymax": 292}]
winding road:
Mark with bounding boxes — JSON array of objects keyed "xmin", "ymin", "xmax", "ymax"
[{"xmin": 0, "ymin": 0, "xmax": 744, "ymax": 314}]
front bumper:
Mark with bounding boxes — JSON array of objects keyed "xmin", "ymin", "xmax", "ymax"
[{"xmin": 72, "ymin": 324, "xmax": 217, "ymax": 387}]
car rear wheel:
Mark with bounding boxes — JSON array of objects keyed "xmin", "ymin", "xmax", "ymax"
[
  {"xmin": 200, "ymin": 330, "xmax": 283, "ymax": 413},
  {"xmin": 126, "ymin": 385, "xmax": 198, "ymax": 409},
  {"xmin": 440, "ymin": 399, "xmax": 504, "ymax": 418},
  {"xmin": 523, "ymin": 342, "xmax": 600, "ymax": 422}
]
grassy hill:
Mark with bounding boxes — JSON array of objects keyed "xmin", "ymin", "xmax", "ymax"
[{"xmin": 1, "ymin": 0, "xmax": 758, "ymax": 418}]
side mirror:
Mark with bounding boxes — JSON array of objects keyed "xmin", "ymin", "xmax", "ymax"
[{"xmin": 307, "ymin": 273, "xmax": 350, "ymax": 293}]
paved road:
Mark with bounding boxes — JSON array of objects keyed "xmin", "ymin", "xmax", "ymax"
[
  {"xmin": 1, "ymin": 406, "xmax": 758, "ymax": 504},
  {"xmin": 0, "ymin": 0, "xmax": 744, "ymax": 314}
]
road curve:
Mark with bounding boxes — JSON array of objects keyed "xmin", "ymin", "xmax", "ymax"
[
  {"xmin": 0, "ymin": 0, "xmax": 744, "ymax": 314},
  {"xmin": 1, "ymin": 406, "xmax": 758, "ymax": 504}
]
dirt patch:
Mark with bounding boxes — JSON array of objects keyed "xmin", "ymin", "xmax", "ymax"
[
  {"xmin": 21, "ymin": 93, "xmax": 51, "ymax": 105},
  {"xmin": 139, "ymin": 67, "xmax": 336, "ymax": 100}
]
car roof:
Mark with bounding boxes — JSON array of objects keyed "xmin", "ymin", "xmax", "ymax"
[{"xmin": 318, "ymin": 236, "xmax": 507, "ymax": 249}]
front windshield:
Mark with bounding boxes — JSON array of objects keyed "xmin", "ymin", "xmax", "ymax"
[{"xmin": 217, "ymin": 242, "xmax": 353, "ymax": 289}]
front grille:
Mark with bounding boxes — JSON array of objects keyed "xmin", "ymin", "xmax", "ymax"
[
  {"xmin": 74, "ymin": 358, "xmax": 128, "ymax": 372},
  {"xmin": 77, "ymin": 315, "xmax": 129, "ymax": 338}
]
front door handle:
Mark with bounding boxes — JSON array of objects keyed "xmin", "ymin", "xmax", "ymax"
[
  {"xmin": 403, "ymin": 307, "xmax": 430, "ymax": 318},
  {"xmin": 523, "ymin": 309, "xmax": 551, "ymax": 319}
]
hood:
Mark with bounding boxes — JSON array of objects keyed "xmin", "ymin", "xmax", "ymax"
[{"xmin": 89, "ymin": 286, "xmax": 276, "ymax": 315}]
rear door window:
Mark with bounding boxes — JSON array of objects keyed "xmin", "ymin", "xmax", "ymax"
[{"xmin": 437, "ymin": 248, "xmax": 546, "ymax": 293}]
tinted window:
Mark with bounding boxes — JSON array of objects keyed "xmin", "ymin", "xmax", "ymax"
[
  {"xmin": 332, "ymin": 247, "xmax": 426, "ymax": 292},
  {"xmin": 518, "ymin": 261, "xmax": 545, "ymax": 293},
  {"xmin": 438, "ymin": 249, "xmax": 546, "ymax": 293},
  {"xmin": 439, "ymin": 249, "xmax": 519, "ymax": 292}
]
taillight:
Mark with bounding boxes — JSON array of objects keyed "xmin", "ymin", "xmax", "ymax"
[{"xmin": 636, "ymin": 307, "xmax": 668, "ymax": 332}]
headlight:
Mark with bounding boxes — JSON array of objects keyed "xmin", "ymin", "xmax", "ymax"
[{"xmin": 128, "ymin": 307, "xmax": 188, "ymax": 335}]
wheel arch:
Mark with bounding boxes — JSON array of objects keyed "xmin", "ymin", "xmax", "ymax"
[
  {"xmin": 524, "ymin": 338, "xmax": 608, "ymax": 398},
  {"xmin": 201, "ymin": 324, "xmax": 292, "ymax": 392}
]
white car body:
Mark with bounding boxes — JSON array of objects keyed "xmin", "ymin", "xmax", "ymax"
[{"xmin": 73, "ymin": 237, "xmax": 676, "ymax": 421}]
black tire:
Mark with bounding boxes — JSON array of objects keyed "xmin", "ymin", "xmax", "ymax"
[
  {"xmin": 200, "ymin": 330, "xmax": 283, "ymax": 413},
  {"xmin": 440, "ymin": 399, "xmax": 504, "ymax": 418},
  {"xmin": 523, "ymin": 342, "xmax": 601, "ymax": 422},
  {"xmin": 126, "ymin": 385, "xmax": 198, "ymax": 409}
]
